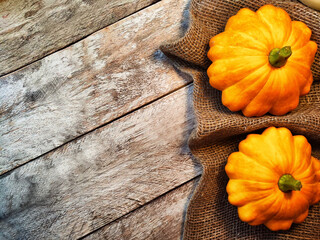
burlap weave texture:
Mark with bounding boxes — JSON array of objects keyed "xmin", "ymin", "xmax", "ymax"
[{"xmin": 161, "ymin": 0, "xmax": 320, "ymax": 239}]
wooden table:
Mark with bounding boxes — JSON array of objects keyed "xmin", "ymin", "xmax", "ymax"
[{"xmin": 0, "ymin": 0, "xmax": 202, "ymax": 239}]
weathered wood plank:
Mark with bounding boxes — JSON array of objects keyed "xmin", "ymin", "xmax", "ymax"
[
  {"xmin": 0, "ymin": 85, "xmax": 201, "ymax": 239},
  {"xmin": 0, "ymin": 0, "xmax": 191, "ymax": 175},
  {"xmin": 0, "ymin": 0, "xmax": 160, "ymax": 77},
  {"xmin": 84, "ymin": 177, "xmax": 200, "ymax": 240}
]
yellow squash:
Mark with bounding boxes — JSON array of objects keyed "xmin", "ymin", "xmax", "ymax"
[
  {"xmin": 207, "ymin": 5, "xmax": 317, "ymax": 117},
  {"xmin": 225, "ymin": 127, "xmax": 320, "ymax": 231}
]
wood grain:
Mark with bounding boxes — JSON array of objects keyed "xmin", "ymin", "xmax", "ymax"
[
  {"xmin": 0, "ymin": 0, "xmax": 191, "ymax": 175},
  {"xmin": 0, "ymin": 0, "xmax": 160, "ymax": 77},
  {"xmin": 0, "ymin": 85, "xmax": 201, "ymax": 239},
  {"xmin": 84, "ymin": 177, "xmax": 200, "ymax": 240}
]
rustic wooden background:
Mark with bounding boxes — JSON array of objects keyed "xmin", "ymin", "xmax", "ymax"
[{"xmin": 0, "ymin": 0, "xmax": 202, "ymax": 239}]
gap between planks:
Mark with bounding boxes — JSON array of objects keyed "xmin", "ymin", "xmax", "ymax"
[
  {"xmin": 1, "ymin": 82, "xmax": 193, "ymax": 178},
  {"xmin": 0, "ymin": 0, "xmax": 162, "ymax": 77},
  {"xmin": 79, "ymin": 176, "xmax": 201, "ymax": 239}
]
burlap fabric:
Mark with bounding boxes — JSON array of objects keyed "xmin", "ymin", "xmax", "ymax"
[{"xmin": 160, "ymin": 0, "xmax": 320, "ymax": 239}]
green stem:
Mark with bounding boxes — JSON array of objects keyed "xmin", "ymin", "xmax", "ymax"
[
  {"xmin": 268, "ymin": 46, "xmax": 292, "ymax": 68},
  {"xmin": 278, "ymin": 174, "xmax": 302, "ymax": 193}
]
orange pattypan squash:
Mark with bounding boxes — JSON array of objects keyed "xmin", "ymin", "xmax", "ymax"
[
  {"xmin": 225, "ymin": 127, "xmax": 320, "ymax": 231},
  {"xmin": 207, "ymin": 5, "xmax": 318, "ymax": 117}
]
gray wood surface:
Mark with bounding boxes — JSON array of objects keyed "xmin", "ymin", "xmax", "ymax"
[
  {"xmin": 0, "ymin": 85, "xmax": 201, "ymax": 239},
  {"xmin": 84, "ymin": 177, "xmax": 200, "ymax": 240},
  {"xmin": 0, "ymin": 0, "xmax": 160, "ymax": 77},
  {"xmin": 0, "ymin": 0, "xmax": 191, "ymax": 175}
]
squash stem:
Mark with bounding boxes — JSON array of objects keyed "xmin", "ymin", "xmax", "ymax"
[
  {"xmin": 278, "ymin": 174, "xmax": 302, "ymax": 192},
  {"xmin": 268, "ymin": 46, "xmax": 292, "ymax": 68}
]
